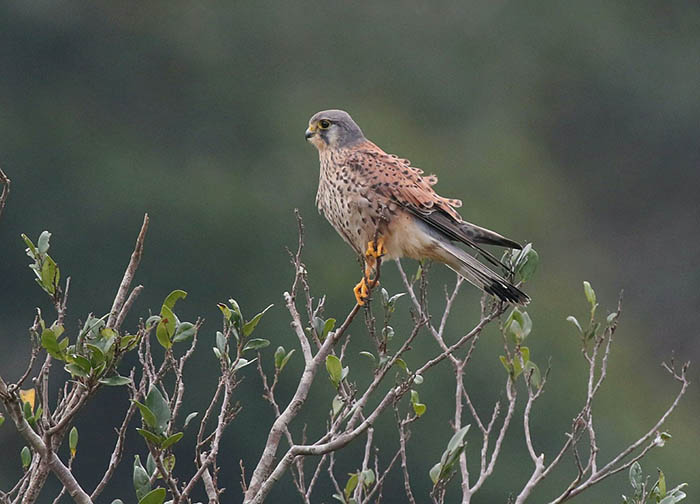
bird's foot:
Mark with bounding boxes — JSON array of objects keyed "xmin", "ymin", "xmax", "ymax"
[
  {"xmin": 365, "ymin": 237, "xmax": 386, "ymax": 260},
  {"xmin": 353, "ymin": 277, "xmax": 370, "ymax": 305},
  {"xmin": 354, "ymin": 237, "xmax": 385, "ymax": 305}
]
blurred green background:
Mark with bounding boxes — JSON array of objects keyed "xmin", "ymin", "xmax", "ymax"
[{"xmin": 1, "ymin": 1, "xmax": 698, "ymax": 502}]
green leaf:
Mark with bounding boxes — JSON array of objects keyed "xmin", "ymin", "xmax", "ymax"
[
  {"xmin": 41, "ymin": 328, "xmax": 64, "ymax": 359},
  {"xmin": 566, "ymin": 316, "xmax": 583, "ymax": 334},
  {"xmin": 657, "ymin": 468, "xmax": 667, "ymax": 498},
  {"xmin": 216, "ymin": 331, "xmax": 227, "ymax": 354},
  {"xmin": 0, "ymin": 414, "xmax": 5, "ymax": 427},
  {"xmin": 279, "ymin": 349, "xmax": 295, "ymax": 371},
  {"xmin": 64, "ymin": 364, "xmax": 90, "ymax": 378},
  {"xmin": 499, "ymin": 355, "xmax": 512, "ymax": 374},
  {"xmin": 162, "ymin": 453, "xmax": 176, "ymax": 474},
  {"xmin": 217, "ymin": 302, "xmax": 232, "ymax": 321},
  {"xmin": 515, "ymin": 245, "xmax": 538, "ymax": 282},
  {"xmin": 659, "ymin": 495, "xmax": 687, "ymax": 504},
  {"xmin": 359, "ymin": 351, "xmax": 376, "ymax": 362},
  {"xmin": 184, "ymin": 412, "xmax": 199, "ymax": 429},
  {"xmin": 21, "ymin": 446, "xmax": 31, "ymax": 470},
  {"xmin": 146, "ymin": 452, "xmax": 157, "ymax": 477},
  {"xmin": 145, "ymin": 387, "xmax": 170, "ymax": 435},
  {"xmin": 395, "ymin": 358, "xmax": 408, "ymax": 373},
  {"xmin": 243, "ymin": 304, "xmax": 274, "ymax": 337},
  {"xmin": 361, "ymin": 468, "xmax": 375, "ymax": 486},
  {"xmin": 136, "ymin": 428, "xmax": 165, "ymax": 445},
  {"xmin": 322, "ymin": 318, "xmax": 336, "ymax": 340},
  {"xmin": 69, "ymin": 426, "xmax": 78, "ymax": 457},
  {"xmin": 274, "ymin": 346, "xmax": 286, "ymax": 368},
  {"xmin": 132, "ymin": 401, "xmax": 157, "ymax": 430},
  {"xmin": 86, "ymin": 343, "xmax": 106, "ymax": 368},
  {"xmin": 161, "ymin": 432, "xmax": 183, "ymax": 450},
  {"xmin": 99, "ymin": 375, "xmax": 132, "ymax": 386},
  {"xmin": 629, "ymin": 461, "xmax": 643, "ymax": 493},
  {"xmin": 233, "ymin": 357, "xmax": 257, "ymax": 371},
  {"xmin": 21, "ymin": 233, "xmax": 37, "ymax": 257},
  {"xmin": 40, "ymin": 255, "xmax": 59, "ymax": 295},
  {"xmin": 505, "ymin": 309, "xmax": 532, "ymax": 343},
  {"xmin": 311, "ymin": 317, "xmax": 325, "ymax": 338},
  {"xmin": 388, "ymin": 292, "xmax": 406, "ymax": 309},
  {"xmin": 520, "ymin": 346, "xmax": 530, "ymax": 363},
  {"xmin": 243, "ymin": 338, "xmax": 270, "ymax": 352},
  {"xmin": 156, "ymin": 305, "xmax": 175, "ymax": 349},
  {"xmin": 413, "ymin": 403, "xmax": 427, "ymax": 417},
  {"xmin": 344, "ymin": 473, "xmax": 359, "ymax": 501},
  {"xmin": 65, "ymin": 363, "xmax": 90, "ymax": 378},
  {"xmin": 133, "ymin": 455, "xmax": 151, "ymax": 500},
  {"xmin": 524, "ymin": 361, "xmax": 542, "ymax": 388},
  {"xmin": 326, "ymin": 355, "xmax": 343, "ymax": 387},
  {"xmin": 410, "ymin": 390, "xmax": 427, "ymax": 417},
  {"xmin": 429, "ymin": 462, "xmax": 442, "ymax": 485},
  {"xmin": 228, "ymin": 298, "xmax": 243, "ymax": 326},
  {"xmin": 145, "ymin": 315, "xmax": 161, "ymax": 330},
  {"xmin": 437, "ymin": 425, "xmax": 470, "ymax": 482},
  {"xmin": 22, "ymin": 399, "xmax": 33, "ymax": 420},
  {"xmin": 382, "ymin": 325, "xmax": 395, "ymax": 341},
  {"xmin": 37, "ymin": 231, "xmax": 51, "ymax": 255},
  {"xmin": 52, "ymin": 323, "xmax": 65, "ymax": 338},
  {"xmin": 138, "ymin": 487, "xmax": 166, "ymax": 504},
  {"xmin": 120, "ymin": 334, "xmax": 140, "ymax": 351},
  {"xmin": 446, "ymin": 425, "xmax": 470, "ymax": 454},
  {"xmin": 173, "ymin": 322, "xmax": 196, "ymax": 343},
  {"xmin": 163, "ymin": 290, "xmax": 187, "ymax": 310},
  {"xmin": 412, "ymin": 264, "xmax": 422, "ymax": 283},
  {"xmin": 583, "ymin": 281, "xmax": 596, "ymax": 306}
]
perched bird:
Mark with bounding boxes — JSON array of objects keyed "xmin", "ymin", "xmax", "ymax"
[{"xmin": 305, "ymin": 109, "xmax": 529, "ymax": 306}]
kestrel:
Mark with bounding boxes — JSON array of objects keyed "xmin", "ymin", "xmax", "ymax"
[{"xmin": 305, "ymin": 109, "xmax": 529, "ymax": 306}]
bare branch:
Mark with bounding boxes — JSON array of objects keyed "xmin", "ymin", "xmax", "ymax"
[
  {"xmin": 107, "ymin": 214, "xmax": 149, "ymax": 329},
  {"xmin": 0, "ymin": 167, "xmax": 10, "ymax": 220}
]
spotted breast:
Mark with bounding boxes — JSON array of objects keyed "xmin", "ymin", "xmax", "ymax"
[{"xmin": 316, "ymin": 146, "xmax": 392, "ymax": 256}]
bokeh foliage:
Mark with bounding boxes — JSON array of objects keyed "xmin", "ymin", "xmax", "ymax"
[{"xmin": 1, "ymin": 2, "xmax": 698, "ymax": 502}]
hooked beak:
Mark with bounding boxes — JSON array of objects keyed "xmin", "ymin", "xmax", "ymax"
[{"xmin": 305, "ymin": 124, "xmax": 316, "ymax": 141}]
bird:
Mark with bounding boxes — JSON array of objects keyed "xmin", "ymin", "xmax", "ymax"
[{"xmin": 305, "ymin": 109, "xmax": 529, "ymax": 306}]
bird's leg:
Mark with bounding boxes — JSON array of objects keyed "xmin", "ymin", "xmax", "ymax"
[
  {"xmin": 353, "ymin": 236, "xmax": 386, "ymax": 305},
  {"xmin": 364, "ymin": 235, "xmax": 385, "ymax": 281},
  {"xmin": 353, "ymin": 277, "xmax": 370, "ymax": 305}
]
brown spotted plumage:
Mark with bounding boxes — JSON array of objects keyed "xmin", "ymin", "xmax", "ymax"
[{"xmin": 305, "ymin": 109, "xmax": 529, "ymax": 305}]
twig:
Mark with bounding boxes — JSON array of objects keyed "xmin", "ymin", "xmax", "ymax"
[
  {"xmin": 90, "ymin": 373, "xmax": 139, "ymax": 499},
  {"xmin": 107, "ymin": 214, "xmax": 149, "ymax": 329},
  {"xmin": 114, "ymin": 285, "xmax": 143, "ymax": 332},
  {"xmin": 0, "ymin": 167, "xmax": 10, "ymax": 220}
]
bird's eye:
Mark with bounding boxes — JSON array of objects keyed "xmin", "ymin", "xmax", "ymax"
[{"xmin": 318, "ymin": 119, "xmax": 331, "ymax": 129}]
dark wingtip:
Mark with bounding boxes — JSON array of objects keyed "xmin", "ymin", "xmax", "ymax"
[
  {"xmin": 508, "ymin": 240, "xmax": 524, "ymax": 250},
  {"xmin": 485, "ymin": 280, "xmax": 530, "ymax": 305}
]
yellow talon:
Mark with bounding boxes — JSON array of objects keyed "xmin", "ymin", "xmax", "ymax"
[
  {"xmin": 355, "ymin": 238, "xmax": 386, "ymax": 305},
  {"xmin": 353, "ymin": 277, "xmax": 370, "ymax": 305},
  {"xmin": 365, "ymin": 236, "xmax": 386, "ymax": 259}
]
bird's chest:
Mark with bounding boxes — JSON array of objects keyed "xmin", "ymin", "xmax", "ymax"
[{"xmin": 316, "ymin": 154, "xmax": 383, "ymax": 253}]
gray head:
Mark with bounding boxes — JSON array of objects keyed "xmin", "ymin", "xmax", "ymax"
[{"xmin": 305, "ymin": 109, "xmax": 365, "ymax": 150}]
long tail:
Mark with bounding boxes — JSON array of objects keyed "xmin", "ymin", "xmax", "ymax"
[{"xmin": 437, "ymin": 240, "xmax": 530, "ymax": 305}]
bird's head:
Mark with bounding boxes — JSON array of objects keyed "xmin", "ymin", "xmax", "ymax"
[{"xmin": 305, "ymin": 109, "xmax": 365, "ymax": 151}]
